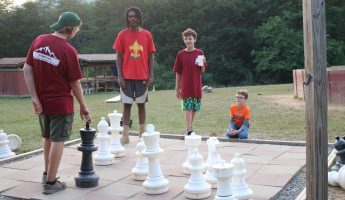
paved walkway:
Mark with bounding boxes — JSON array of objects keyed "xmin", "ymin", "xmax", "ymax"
[{"xmin": 0, "ymin": 135, "xmax": 306, "ymax": 200}]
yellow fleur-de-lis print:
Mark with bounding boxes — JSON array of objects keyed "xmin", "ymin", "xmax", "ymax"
[{"xmin": 129, "ymin": 40, "xmax": 143, "ymax": 58}]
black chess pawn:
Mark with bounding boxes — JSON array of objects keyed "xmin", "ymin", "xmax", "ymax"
[{"xmin": 74, "ymin": 122, "xmax": 99, "ymax": 188}]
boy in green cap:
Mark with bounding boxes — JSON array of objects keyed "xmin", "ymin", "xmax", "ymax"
[{"xmin": 23, "ymin": 12, "xmax": 91, "ymax": 194}]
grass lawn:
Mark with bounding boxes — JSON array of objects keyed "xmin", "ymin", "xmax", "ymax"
[{"xmin": 0, "ymin": 83, "xmax": 344, "ymax": 153}]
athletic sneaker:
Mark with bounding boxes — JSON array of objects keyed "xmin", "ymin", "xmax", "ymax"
[
  {"xmin": 42, "ymin": 173, "xmax": 47, "ymax": 184},
  {"xmin": 186, "ymin": 130, "xmax": 193, "ymax": 136},
  {"xmin": 43, "ymin": 178, "xmax": 66, "ymax": 194}
]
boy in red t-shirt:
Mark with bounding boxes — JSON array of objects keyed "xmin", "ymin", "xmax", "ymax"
[
  {"xmin": 226, "ymin": 90, "xmax": 251, "ymax": 139},
  {"xmin": 23, "ymin": 12, "xmax": 91, "ymax": 194},
  {"xmin": 173, "ymin": 28, "xmax": 207, "ymax": 135}
]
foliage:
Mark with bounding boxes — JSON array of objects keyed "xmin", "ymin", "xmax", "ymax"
[{"xmin": 1, "ymin": 0, "xmax": 345, "ymax": 88}]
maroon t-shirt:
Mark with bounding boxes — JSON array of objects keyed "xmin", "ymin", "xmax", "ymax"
[
  {"xmin": 172, "ymin": 48, "xmax": 206, "ymax": 98},
  {"xmin": 25, "ymin": 34, "xmax": 82, "ymax": 114}
]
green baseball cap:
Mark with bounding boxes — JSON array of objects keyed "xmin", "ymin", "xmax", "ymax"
[{"xmin": 50, "ymin": 12, "xmax": 81, "ymax": 31}]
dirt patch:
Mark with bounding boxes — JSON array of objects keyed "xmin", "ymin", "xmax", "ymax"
[{"xmin": 262, "ymin": 94, "xmax": 345, "ymax": 112}]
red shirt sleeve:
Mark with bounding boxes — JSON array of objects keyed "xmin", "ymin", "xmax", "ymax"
[
  {"xmin": 113, "ymin": 31, "xmax": 124, "ymax": 53},
  {"xmin": 172, "ymin": 51, "xmax": 182, "ymax": 74},
  {"xmin": 65, "ymin": 47, "xmax": 82, "ymax": 81}
]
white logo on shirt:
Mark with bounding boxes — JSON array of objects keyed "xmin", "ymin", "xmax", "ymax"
[{"xmin": 33, "ymin": 46, "xmax": 60, "ymax": 66}]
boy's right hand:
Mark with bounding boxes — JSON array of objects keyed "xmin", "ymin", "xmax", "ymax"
[
  {"xmin": 118, "ymin": 76, "xmax": 125, "ymax": 89},
  {"xmin": 175, "ymin": 90, "xmax": 181, "ymax": 99}
]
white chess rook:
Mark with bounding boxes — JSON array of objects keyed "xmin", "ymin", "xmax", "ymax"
[
  {"xmin": 132, "ymin": 137, "xmax": 148, "ymax": 180},
  {"xmin": 213, "ymin": 160, "xmax": 236, "ymax": 200},
  {"xmin": 108, "ymin": 110, "xmax": 125, "ymax": 157},
  {"xmin": 94, "ymin": 117, "xmax": 114, "ymax": 165},
  {"xmin": 184, "ymin": 149, "xmax": 211, "ymax": 199},
  {"xmin": 231, "ymin": 153, "xmax": 253, "ymax": 200},
  {"xmin": 205, "ymin": 137, "xmax": 223, "ymax": 188},
  {"xmin": 142, "ymin": 124, "xmax": 169, "ymax": 194},
  {"xmin": 0, "ymin": 130, "xmax": 15, "ymax": 159},
  {"xmin": 183, "ymin": 132, "xmax": 202, "ymax": 174}
]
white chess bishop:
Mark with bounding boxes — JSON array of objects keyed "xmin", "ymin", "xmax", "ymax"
[
  {"xmin": 0, "ymin": 129, "xmax": 15, "ymax": 159},
  {"xmin": 231, "ymin": 153, "xmax": 253, "ymax": 200},
  {"xmin": 142, "ymin": 124, "xmax": 169, "ymax": 194},
  {"xmin": 108, "ymin": 110, "xmax": 125, "ymax": 157},
  {"xmin": 213, "ymin": 160, "xmax": 237, "ymax": 200},
  {"xmin": 184, "ymin": 149, "xmax": 211, "ymax": 199},
  {"xmin": 183, "ymin": 132, "xmax": 202, "ymax": 174},
  {"xmin": 205, "ymin": 137, "xmax": 223, "ymax": 188},
  {"xmin": 94, "ymin": 117, "xmax": 114, "ymax": 165},
  {"xmin": 131, "ymin": 137, "xmax": 148, "ymax": 180}
]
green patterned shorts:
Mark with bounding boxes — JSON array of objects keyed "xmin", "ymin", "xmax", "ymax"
[{"xmin": 181, "ymin": 97, "xmax": 201, "ymax": 112}]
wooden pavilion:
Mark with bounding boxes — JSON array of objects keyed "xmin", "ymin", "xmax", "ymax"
[{"xmin": 0, "ymin": 54, "xmax": 118, "ymax": 97}]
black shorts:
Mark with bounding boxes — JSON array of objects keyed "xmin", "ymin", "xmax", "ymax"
[{"xmin": 120, "ymin": 80, "xmax": 148, "ymax": 104}]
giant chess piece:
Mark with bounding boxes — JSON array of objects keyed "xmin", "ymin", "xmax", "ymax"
[
  {"xmin": 131, "ymin": 137, "xmax": 148, "ymax": 180},
  {"xmin": 142, "ymin": 124, "xmax": 169, "ymax": 194},
  {"xmin": 205, "ymin": 137, "xmax": 223, "ymax": 188},
  {"xmin": 213, "ymin": 160, "xmax": 237, "ymax": 200},
  {"xmin": 231, "ymin": 153, "xmax": 253, "ymax": 199},
  {"xmin": 108, "ymin": 110, "xmax": 125, "ymax": 157},
  {"xmin": 184, "ymin": 149, "xmax": 211, "ymax": 199},
  {"xmin": 182, "ymin": 132, "xmax": 202, "ymax": 174},
  {"xmin": 0, "ymin": 130, "xmax": 15, "ymax": 159},
  {"xmin": 75, "ymin": 122, "xmax": 99, "ymax": 188},
  {"xmin": 94, "ymin": 117, "xmax": 114, "ymax": 165}
]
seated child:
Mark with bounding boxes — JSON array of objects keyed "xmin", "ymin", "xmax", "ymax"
[{"xmin": 226, "ymin": 90, "xmax": 250, "ymax": 139}]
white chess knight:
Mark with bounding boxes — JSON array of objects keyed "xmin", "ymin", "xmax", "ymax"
[
  {"xmin": 205, "ymin": 137, "xmax": 223, "ymax": 188},
  {"xmin": 108, "ymin": 110, "xmax": 125, "ymax": 157},
  {"xmin": 142, "ymin": 124, "xmax": 169, "ymax": 194},
  {"xmin": 213, "ymin": 160, "xmax": 237, "ymax": 200},
  {"xmin": 231, "ymin": 153, "xmax": 253, "ymax": 200},
  {"xmin": 0, "ymin": 130, "xmax": 15, "ymax": 159},
  {"xmin": 184, "ymin": 149, "xmax": 211, "ymax": 199},
  {"xmin": 94, "ymin": 117, "xmax": 114, "ymax": 165},
  {"xmin": 131, "ymin": 137, "xmax": 148, "ymax": 180},
  {"xmin": 183, "ymin": 132, "xmax": 202, "ymax": 174}
]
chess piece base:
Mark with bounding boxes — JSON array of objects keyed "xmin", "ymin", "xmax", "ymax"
[
  {"xmin": 184, "ymin": 183, "xmax": 211, "ymax": 199},
  {"xmin": 232, "ymin": 187, "xmax": 253, "ymax": 200},
  {"xmin": 74, "ymin": 172, "xmax": 99, "ymax": 188},
  {"xmin": 143, "ymin": 177, "xmax": 169, "ymax": 194},
  {"xmin": 215, "ymin": 195, "xmax": 237, "ymax": 200},
  {"xmin": 132, "ymin": 166, "xmax": 148, "ymax": 180},
  {"xmin": 0, "ymin": 150, "xmax": 15, "ymax": 159},
  {"xmin": 94, "ymin": 154, "xmax": 114, "ymax": 166}
]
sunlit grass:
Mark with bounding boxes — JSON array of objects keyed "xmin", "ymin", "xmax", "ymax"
[{"xmin": 0, "ymin": 84, "xmax": 344, "ymax": 153}]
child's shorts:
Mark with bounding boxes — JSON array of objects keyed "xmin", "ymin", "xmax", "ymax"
[
  {"xmin": 181, "ymin": 97, "xmax": 201, "ymax": 112},
  {"xmin": 38, "ymin": 114, "xmax": 74, "ymax": 142},
  {"xmin": 120, "ymin": 80, "xmax": 148, "ymax": 104}
]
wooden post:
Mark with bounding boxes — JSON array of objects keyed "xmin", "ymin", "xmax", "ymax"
[{"xmin": 302, "ymin": 0, "xmax": 328, "ymax": 199}]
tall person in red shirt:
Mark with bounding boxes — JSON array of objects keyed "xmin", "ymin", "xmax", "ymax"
[
  {"xmin": 173, "ymin": 28, "xmax": 207, "ymax": 135},
  {"xmin": 113, "ymin": 6, "xmax": 156, "ymax": 144},
  {"xmin": 23, "ymin": 12, "xmax": 91, "ymax": 194}
]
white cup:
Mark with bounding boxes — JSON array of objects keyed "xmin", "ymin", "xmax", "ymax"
[{"xmin": 196, "ymin": 55, "xmax": 204, "ymax": 67}]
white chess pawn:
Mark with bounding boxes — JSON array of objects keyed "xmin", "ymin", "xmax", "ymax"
[
  {"xmin": 0, "ymin": 130, "xmax": 15, "ymax": 159},
  {"xmin": 205, "ymin": 137, "xmax": 223, "ymax": 188},
  {"xmin": 142, "ymin": 124, "xmax": 169, "ymax": 194},
  {"xmin": 94, "ymin": 117, "xmax": 114, "ymax": 165},
  {"xmin": 231, "ymin": 153, "xmax": 253, "ymax": 200},
  {"xmin": 183, "ymin": 132, "xmax": 202, "ymax": 174},
  {"xmin": 108, "ymin": 110, "xmax": 125, "ymax": 157},
  {"xmin": 184, "ymin": 149, "xmax": 211, "ymax": 199},
  {"xmin": 213, "ymin": 160, "xmax": 237, "ymax": 200},
  {"xmin": 131, "ymin": 137, "xmax": 148, "ymax": 180}
]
